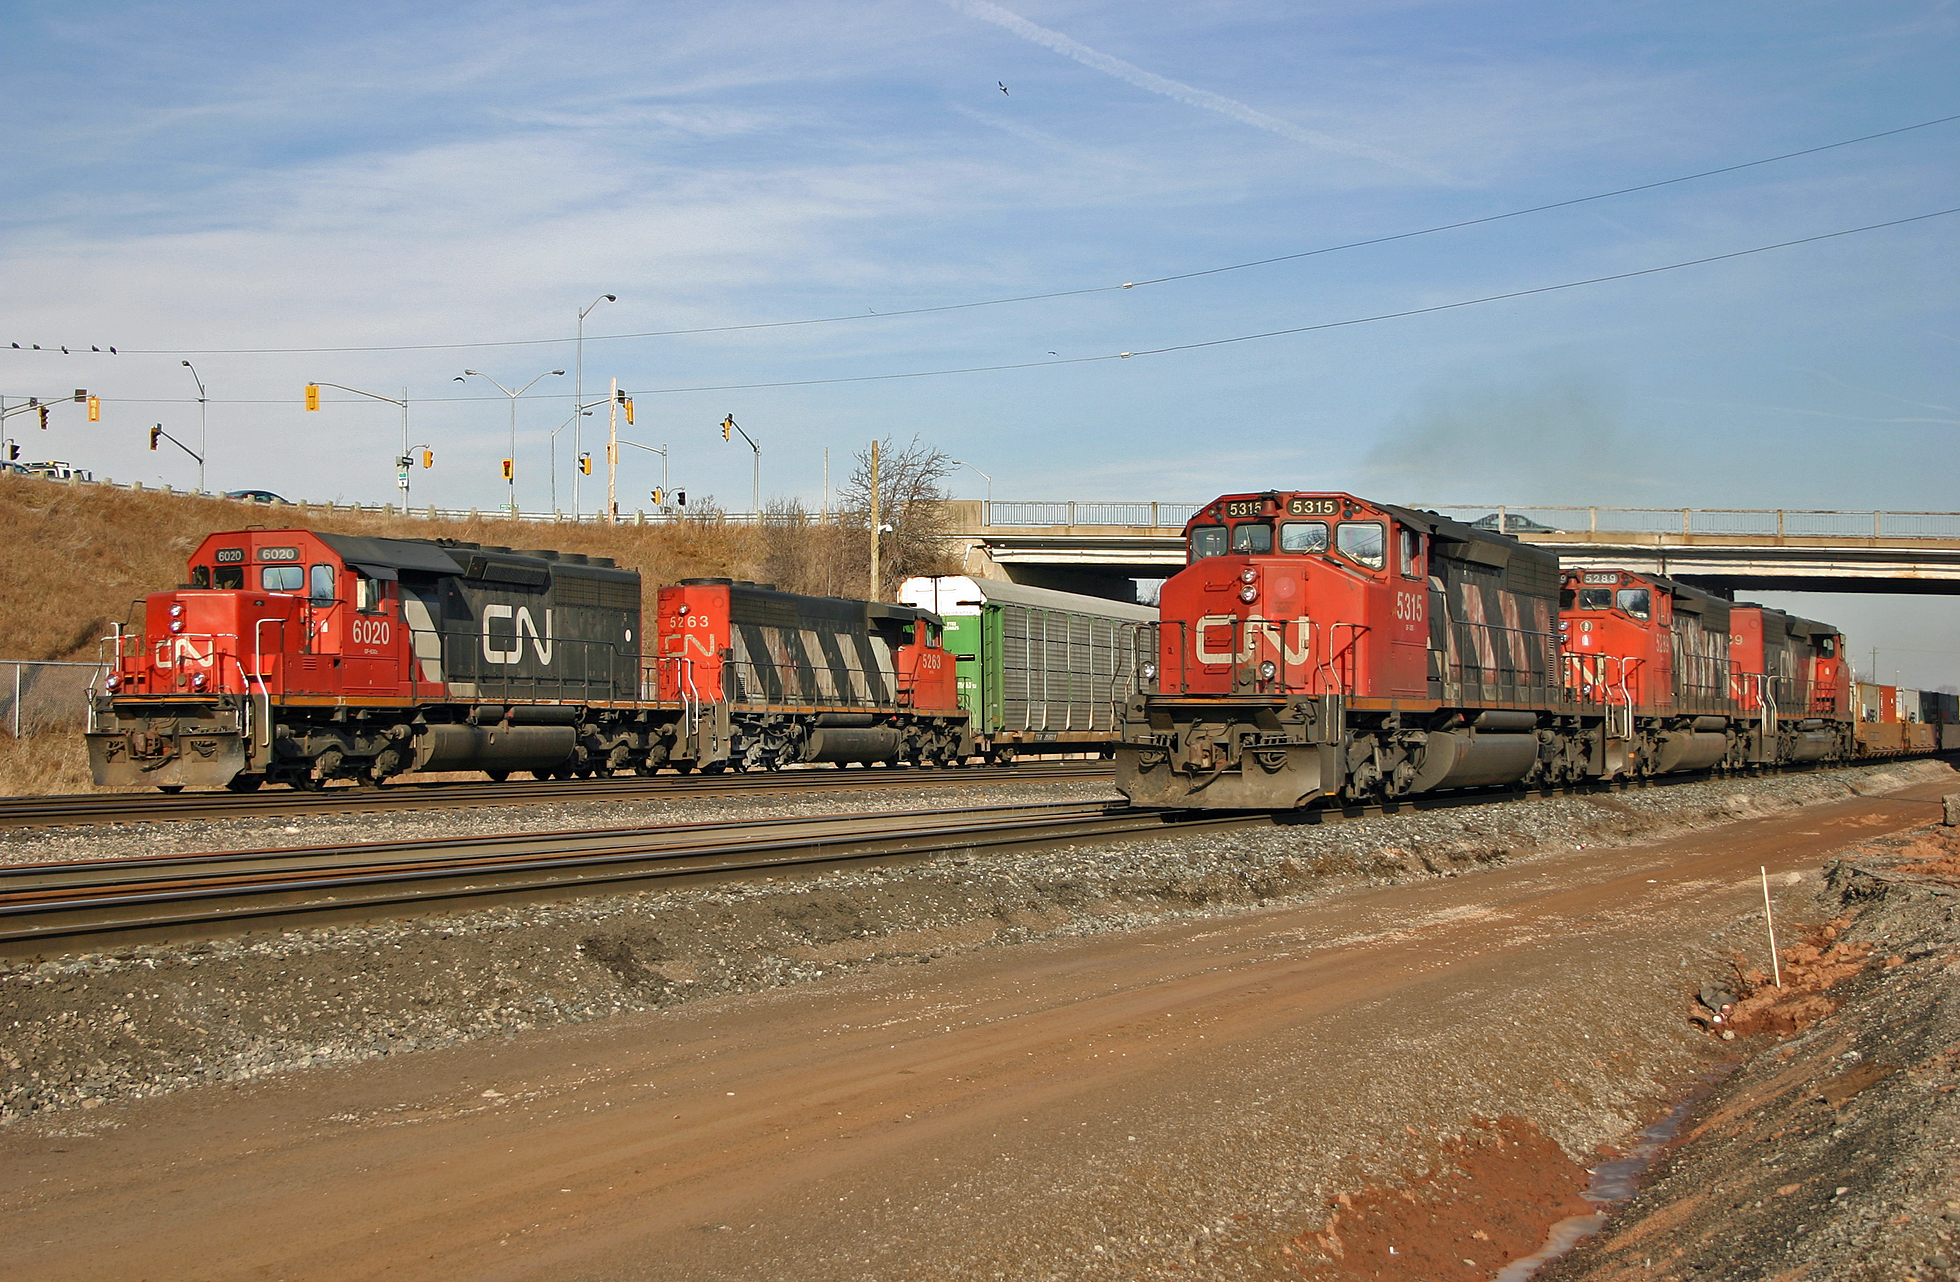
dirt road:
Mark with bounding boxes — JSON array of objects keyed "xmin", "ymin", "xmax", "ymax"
[{"xmin": 3, "ymin": 779, "xmax": 1950, "ymax": 1282}]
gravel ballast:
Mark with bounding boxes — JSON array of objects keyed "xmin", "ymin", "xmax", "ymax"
[{"xmin": 4, "ymin": 760, "xmax": 1950, "ymax": 1129}]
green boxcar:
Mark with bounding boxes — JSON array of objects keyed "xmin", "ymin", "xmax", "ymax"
[{"xmin": 898, "ymin": 575, "xmax": 1157, "ymax": 759}]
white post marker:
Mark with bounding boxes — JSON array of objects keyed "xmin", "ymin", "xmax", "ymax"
[{"xmin": 1761, "ymin": 866, "xmax": 1781, "ymax": 987}]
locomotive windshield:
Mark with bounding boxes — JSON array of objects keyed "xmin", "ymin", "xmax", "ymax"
[
  {"xmin": 1616, "ymin": 587, "xmax": 1651, "ymax": 619},
  {"xmin": 1280, "ymin": 521, "xmax": 1328, "ymax": 553},
  {"xmin": 1577, "ymin": 587, "xmax": 1613, "ymax": 610},
  {"xmin": 262, "ymin": 566, "xmax": 303, "ymax": 592},
  {"xmin": 1336, "ymin": 521, "xmax": 1385, "ymax": 570},
  {"xmin": 1189, "ymin": 526, "xmax": 1226, "ymax": 560},
  {"xmin": 1229, "ymin": 523, "xmax": 1273, "ymax": 554}
]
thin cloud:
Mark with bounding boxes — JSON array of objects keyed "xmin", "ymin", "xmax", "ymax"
[{"xmin": 943, "ymin": 0, "xmax": 1441, "ymax": 180}]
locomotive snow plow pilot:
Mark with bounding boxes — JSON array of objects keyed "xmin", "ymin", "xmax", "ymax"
[{"xmin": 87, "ymin": 529, "xmax": 964, "ymax": 790}]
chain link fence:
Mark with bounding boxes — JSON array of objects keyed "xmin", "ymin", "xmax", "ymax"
[{"xmin": 1, "ymin": 660, "xmax": 108, "ymax": 738}]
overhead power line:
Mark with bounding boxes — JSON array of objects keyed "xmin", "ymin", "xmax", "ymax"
[
  {"xmin": 39, "ymin": 110, "xmax": 1960, "ymax": 359},
  {"xmin": 93, "ymin": 205, "xmax": 1958, "ymax": 405}
]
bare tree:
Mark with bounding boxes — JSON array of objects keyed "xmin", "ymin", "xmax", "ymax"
[{"xmin": 836, "ymin": 437, "xmax": 959, "ymax": 599}]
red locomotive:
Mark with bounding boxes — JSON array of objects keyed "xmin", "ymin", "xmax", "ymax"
[
  {"xmin": 88, "ymin": 530, "xmax": 966, "ymax": 790},
  {"xmin": 1115, "ymin": 490, "xmax": 1879, "ymax": 810}
]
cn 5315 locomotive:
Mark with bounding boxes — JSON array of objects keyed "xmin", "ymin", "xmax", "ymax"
[
  {"xmin": 1114, "ymin": 490, "xmax": 1899, "ymax": 811},
  {"xmin": 88, "ymin": 529, "xmax": 964, "ymax": 790}
]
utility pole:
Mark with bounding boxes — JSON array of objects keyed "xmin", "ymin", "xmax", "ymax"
[
  {"xmin": 607, "ymin": 377, "xmax": 619, "ymax": 522},
  {"xmin": 721, "ymin": 414, "xmax": 760, "ymax": 515},
  {"xmin": 868, "ymin": 439, "xmax": 881, "ymax": 600},
  {"xmin": 574, "ymin": 293, "xmax": 616, "ymax": 519}
]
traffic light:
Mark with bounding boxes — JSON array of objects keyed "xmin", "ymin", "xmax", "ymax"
[
  {"xmin": 86, "ymin": 396, "xmax": 100, "ymax": 422},
  {"xmin": 38, "ymin": 406, "xmax": 49, "ymax": 429},
  {"xmin": 622, "ymin": 396, "xmax": 634, "ymax": 425},
  {"xmin": 721, "ymin": 415, "xmax": 732, "ymax": 441},
  {"xmin": 650, "ymin": 488, "xmax": 664, "ymax": 505},
  {"xmin": 6, "ymin": 444, "xmax": 17, "ymax": 461},
  {"xmin": 579, "ymin": 454, "xmax": 592, "ymax": 476},
  {"xmin": 73, "ymin": 388, "xmax": 86, "ymax": 402},
  {"xmin": 501, "ymin": 458, "xmax": 514, "ymax": 481},
  {"xmin": 304, "ymin": 384, "xmax": 320, "ymax": 411},
  {"xmin": 149, "ymin": 425, "xmax": 161, "ymax": 451},
  {"xmin": 676, "ymin": 488, "xmax": 686, "ymax": 507},
  {"xmin": 422, "ymin": 449, "xmax": 433, "ymax": 468}
]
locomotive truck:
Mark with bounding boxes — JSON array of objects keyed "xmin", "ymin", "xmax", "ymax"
[
  {"xmin": 87, "ymin": 529, "xmax": 964, "ymax": 790},
  {"xmin": 1114, "ymin": 490, "xmax": 1871, "ymax": 810}
]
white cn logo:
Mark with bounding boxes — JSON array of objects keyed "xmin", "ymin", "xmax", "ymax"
[{"xmin": 482, "ymin": 606, "xmax": 554, "ymax": 665}]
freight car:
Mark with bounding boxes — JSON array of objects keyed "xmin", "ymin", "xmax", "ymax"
[
  {"xmin": 1113, "ymin": 490, "xmax": 1901, "ymax": 811},
  {"xmin": 897, "ymin": 575, "xmax": 1157, "ymax": 762},
  {"xmin": 87, "ymin": 530, "xmax": 964, "ymax": 790}
]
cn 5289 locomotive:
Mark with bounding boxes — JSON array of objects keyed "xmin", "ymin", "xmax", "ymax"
[
  {"xmin": 1115, "ymin": 490, "xmax": 1876, "ymax": 810},
  {"xmin": 88, "ymin": 529, "xmax": 964, "ymax": 790}
]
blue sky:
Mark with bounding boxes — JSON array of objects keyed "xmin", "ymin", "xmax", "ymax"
[{"xmin": 3, "ymin": 1, "xmax": 1956, "ymax": 678}]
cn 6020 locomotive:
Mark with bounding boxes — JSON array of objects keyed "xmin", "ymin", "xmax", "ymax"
[
  {"xmin": 1114, "ymin": 490, "xmax": 1898, "ymax": 811},
  {"xmin": 88, "ymin": 529, "xmax": 964, "ymax": 790}
]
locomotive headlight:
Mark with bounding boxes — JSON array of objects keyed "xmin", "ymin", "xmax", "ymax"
[
  {"xmin": 1258, "ymin": 659, "xmax": 1277, "ymax": 680},
  {"xmin": 191, "ymin": 673, "xmax": 207, "ymax": 690},
  {"xmin": 169, "ymin": 619, "xmax": 184, "ymax": 633},
  {"xmin": 169, "ymin": 604, "xmax": 184, "ymax": 618},
  {"xmin": 1141, "ymin": 661, "xmax": 1158, "ymax": 680},
  {"xmin": 1238, "ymin": 585, "xmax": 1257, "ymax": 603},
  {"xmin": 104, "ymin": 674, "xmax": 119, "ymax": 691},
  {"xmin": 1239, "ymin": 568, "xmax": 1256, "ymax": 584},
  {"xmin": 676, "ymin": 604, "xmax": 690, "ymax": 616}
]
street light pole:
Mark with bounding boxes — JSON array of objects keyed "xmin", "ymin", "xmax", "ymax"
[
  {"xmin": 574, "ymin": 293, "xmax": 616, "ymax": 520},
  {"xmin": 461, "ymin": 368, "xmax": 565, "ymax": 517},
  {"xmin": 952, "ymin": 460, "xmax": 993, "ymax": 522},
  {"xmin": 180, "ymin": 360, "xmax": 207, "ymax": 492}
]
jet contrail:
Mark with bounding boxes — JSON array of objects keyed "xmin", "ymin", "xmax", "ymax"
[{"xmin": 944, "ymin": 0, "xmax": 1439, "ymax": 179}]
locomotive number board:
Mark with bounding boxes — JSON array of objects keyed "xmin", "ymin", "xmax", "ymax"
[
  {"xmin": 259, "ymin": 546, "xmax": 300, "ymax": 562},
  {"xmin": 1583, "ymin": 571, "xmax": 1618, "ymax": 584},
  {"xmin": 214, "ymin": 548, "xmax": 245, "ymax": 563},
  {"xmin": 1224, "ymin": 500, "xmax": 1263, "ymax": 517},
  {"xmin": 1287, "ymin": 497, "xmax": 1339, "ymax": 516}
]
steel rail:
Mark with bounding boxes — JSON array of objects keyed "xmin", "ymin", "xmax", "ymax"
[
  {"xmin": 0, "ymin": 801, "xmax": 1258, "ymax": 954},
  {"xmin": 0, "ymin": 761, "xmax": 1116, "ymax": 831}
]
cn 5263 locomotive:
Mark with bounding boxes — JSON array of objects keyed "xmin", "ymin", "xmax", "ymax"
[
  {"xmin": 1115, "ymin": 490, "xmax": 1877, "ymax": 810},
  {"xmin": 88, "ymin": 529, "xmax": 964, "ymax": 790}
]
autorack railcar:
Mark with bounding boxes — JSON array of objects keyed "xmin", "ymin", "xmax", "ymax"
[{"xmin": 897, "ymin": 575, "xmax": 1157, "ymax": 762}]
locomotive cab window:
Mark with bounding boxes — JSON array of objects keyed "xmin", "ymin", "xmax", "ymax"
[
  {"xmin": 214, "ymin": 566, "xmax": 244, "ymax": 590},
  {"xmin": 1336, "ymin": 521, "xmax": 1385, "ymax": 570},
  {"xmin": 1819, "ymin": 636, "xmax": 1838, "ymax": 657},
  {"xmin": 190, "ymin": 564, "xmax": 211, "ymax": 589},
  {"xmin": 1616, "ymin": 587, "xmax": 1651, "ymax": 619},
  {"xmin": 354, "ymin": 575, "xmax": 385, "ymax": 613},
  {"xmin": 1577, "ymin": 587, "xmax": 1614, "ymax": 610},
  {"xmin": 1398, "ymin": 528, "xmax": 1424, "ymax": 579},
  {"xmin": 1189, "ymin": 526, "xmax": 1227, "ymax": 561},
  {"xmin": 261, "ymin": 565, "xmax": 303, "ymax": 592},
  {"xmin": 1229, "ymin": 522, "xmax": 1272, "ymax": 554},
  {"xmin": 309, "ymin": 563, "xmax": 336, "ymax": 605},
  {"xmin": 1279, "ymin": 521, "xmax": 1328, "ymax": 554}
]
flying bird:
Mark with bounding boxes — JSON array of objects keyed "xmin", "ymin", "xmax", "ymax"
[{"xmin": 998, "ymin": 81, "xmax": 1009, "ymax": 95}]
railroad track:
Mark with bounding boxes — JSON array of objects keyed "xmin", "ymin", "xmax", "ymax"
[
  {"xmin": 0, "ymin": 761, "xmax": 1117, "ymax": 831},
  {"xmin": 0, "ymin": 800, "xmax": 1258, "ymax": 955}
]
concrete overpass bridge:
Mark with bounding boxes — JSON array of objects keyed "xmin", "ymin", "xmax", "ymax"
[{"xmin": 942, "ymin": 501, "xmax": 1960, "ymax": 601}]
